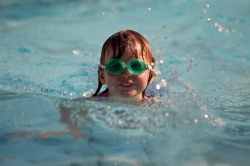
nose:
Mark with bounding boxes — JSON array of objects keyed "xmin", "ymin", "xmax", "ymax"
[{"xmin": 120, "ymin": 68, "xmax": 132, "ymax": 78}]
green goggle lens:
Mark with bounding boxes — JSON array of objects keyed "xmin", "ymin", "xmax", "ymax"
[{"xmin": 104, "ymin": 59, "xmax": 148, "ymax": 75}]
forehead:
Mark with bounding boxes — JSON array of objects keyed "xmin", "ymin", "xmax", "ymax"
[{"xmin": 104, "ymin": 43, "xmax": 150, "ymax": 63}]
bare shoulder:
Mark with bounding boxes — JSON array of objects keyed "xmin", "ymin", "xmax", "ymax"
[{"xmin": 73, "ymin": 96, "xmax": 99, "ymax": 102}]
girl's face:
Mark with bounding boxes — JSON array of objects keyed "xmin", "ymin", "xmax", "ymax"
[{"xmin": 99, "ymin": 45, "xmax": 154, "ymax": 102}]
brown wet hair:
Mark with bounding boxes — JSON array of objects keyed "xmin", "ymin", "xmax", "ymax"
[{"xmin": 92, "ymin": 29, "xmax": 156, "ymax": 98}]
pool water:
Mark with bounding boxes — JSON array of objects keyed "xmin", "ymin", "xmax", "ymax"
[{"xmin": 1, "ymin": 0, "xmax": 250, "ymax": 165}]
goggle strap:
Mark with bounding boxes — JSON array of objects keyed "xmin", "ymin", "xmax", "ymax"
[
  {"xmin": 147, "ymin": 64, "xmax": 152, "ymax": 70},
  {"xmin": 99, "ymin": 65, "xmax": 106, "ymax": 69}
]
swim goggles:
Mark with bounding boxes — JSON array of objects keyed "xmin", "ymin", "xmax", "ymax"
[{"xmin": 99, "ymin": 59, "xmax": 154, "ymax": 75}]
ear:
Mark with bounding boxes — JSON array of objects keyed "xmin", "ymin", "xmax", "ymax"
[
  {"xmin": 99, "ymin": 68, "xmax": 106, "ymax": 84},
  {"xmin": 148, "ymin": 72, "xmax": 156, "ymax": 84}
]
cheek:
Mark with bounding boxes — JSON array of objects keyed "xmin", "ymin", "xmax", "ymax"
[
  {"xmin": 104, "ymin": 72, "xmax": 117, "ymax": 84},
  {"xmin": 137, "ymin": 72, "xmax": 150, "ymax": 86}
]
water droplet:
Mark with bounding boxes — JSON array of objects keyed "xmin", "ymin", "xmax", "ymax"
[
  {"xmin": 202, "ymin": 9, "xmax": 208, "ymax": 14},
  {"xmin": 225, "ymin": 27, "xmax": 231, "ymax": 33},
  {"xmin": 102, "ymin": 12, "xmax": 105, "ymax": 15},
  {"xmin": 205, "ymin": 114, "xmax": 208, "ymax": 118},
  {"xmin": 161, "ymin": 79, "xmax": 167, "ymax": 86},
  {"xmin": 72, "ymin": 49, "xmax": 80, "ymax": 55},
  {"xmin": 207, "ymin": 18, "xmax": 211, "ymax": 22},
  {"xmin": 214, "ymin": 22, "xmax": 224, "ymax": 32},
  {"xmin": 190, "ymin": 92, "xmax": 196, "ymax": 96},
  {"xmin": 110, "ymin": 6, "xmax": 120, "ymax": 14},
  {"xmin": 148, "ymin": 8, "xmax": 151, "ymax": 11}
]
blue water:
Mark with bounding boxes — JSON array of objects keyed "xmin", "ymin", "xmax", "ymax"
[{"xmin": 1, "ymin": 0, "xmax": 250, "ymax": 165}]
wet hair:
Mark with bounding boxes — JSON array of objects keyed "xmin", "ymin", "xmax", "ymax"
[{"xmin": 92, "ymin": 29, "xmax": 156, "ymax": 98}]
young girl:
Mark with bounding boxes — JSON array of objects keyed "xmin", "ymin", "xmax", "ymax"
[
  {"xmin": 92, "ymin": 29, "xmax": 157, "ymax": 104},
  {"xmin": 10, "ymin": 30, "xmax": 157, "ymax": 139}
]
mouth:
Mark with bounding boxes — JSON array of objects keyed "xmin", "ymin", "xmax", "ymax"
[{"xmin": 120, "ymin": 83, "xmax": 134, "ymax": 88}]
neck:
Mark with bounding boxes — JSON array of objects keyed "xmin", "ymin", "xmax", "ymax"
[{"xmin": 106, "ymin": 95, "xmax": 146, "ymax": 104}]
